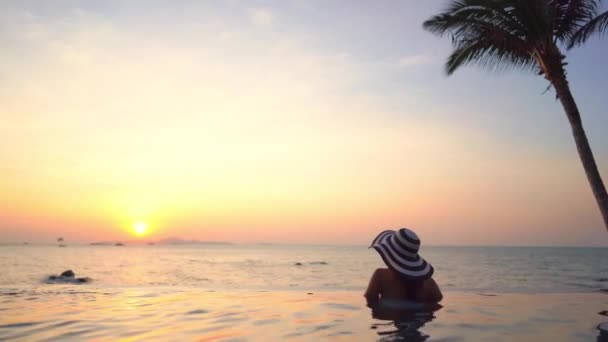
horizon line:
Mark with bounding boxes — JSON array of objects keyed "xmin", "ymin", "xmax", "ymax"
[{"xmin": 1, "ymin": 241, "xmax": 606, "ymax": 248}]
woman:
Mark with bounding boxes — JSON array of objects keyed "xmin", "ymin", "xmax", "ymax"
[{"xmin": 365, "ymin": 228, "xmax": 442, "ymax": 307}]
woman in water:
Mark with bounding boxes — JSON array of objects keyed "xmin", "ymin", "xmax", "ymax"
[{"xmin": 365, "ymin": 228, "xmax": 442, "ymax": 307}]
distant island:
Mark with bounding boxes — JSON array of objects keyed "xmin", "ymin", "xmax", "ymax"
[
  {"xmin": 88, "ymin": 238, "xmax": 233, "ymax": 246},
  {"xmin": 156, "ymin": 237, "xmax": 233, "ymax": 245},
  {"xmin": 90, "ymin": 242, "xmax": 115, "ymax": 246}
]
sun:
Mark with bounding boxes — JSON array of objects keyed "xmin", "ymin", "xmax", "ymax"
[{"xmin": 133, "ymin": 221, "xmax": 148, "ymax": 236}]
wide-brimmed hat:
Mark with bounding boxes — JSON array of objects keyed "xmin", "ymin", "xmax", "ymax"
[{"xmin": 370, "ymin": 228, "xmax": 434, "ymax": 280}]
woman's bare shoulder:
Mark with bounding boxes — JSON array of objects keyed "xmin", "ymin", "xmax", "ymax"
[
  {"xmin": 422, "ymin": 277, "xmax": 443, "ymax": 302},
  {"xmin": 424, "ymin": 277, "xmax": 439, "ymax": 285},
  {"xmin": 371, "ymin": 267, "xmax": 389, "ymax": 275},
  {"xmin": 422, "ymin": 277, "xmax": 440, "ymax": 290}
]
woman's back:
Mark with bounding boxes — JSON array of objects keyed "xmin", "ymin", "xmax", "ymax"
[{"xmin": 364, "ymin": 268, "xmax": 442, "ymax": 306}]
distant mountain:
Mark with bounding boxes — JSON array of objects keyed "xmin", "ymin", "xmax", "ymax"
[
  {"xmin": 89, "ymin": 241, "xmax": 114, "ymax": 246},
  {"xmin": 156, "ymin": 237, "xmax": 232, "ymax": 245},
  {"xmin": 87, "ymin": 238, "xmax": 232, "ymax": 246},
  {"xmin": 90, "ymin": 241, "xmax": 132, "ymax": 246}
]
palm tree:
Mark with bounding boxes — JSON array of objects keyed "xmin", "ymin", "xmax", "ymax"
[
  {"xmin": 423, "ymin": 0, "xmax": 608, "ymax": 231},
  {"xmin": 569, "ymin": 6, "xmax": 608, "ymax": 47}
]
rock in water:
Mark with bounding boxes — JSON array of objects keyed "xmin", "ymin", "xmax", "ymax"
[
  {"xmin": 47, "ymin": 271, "xmax": 91, "ymax": 284},
  {"xmin": 60, "ymin": 270, "xmax": 75, "ymax": 278}
]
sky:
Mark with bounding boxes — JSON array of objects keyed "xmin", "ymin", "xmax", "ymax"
[{"xmin": 0, "ymin": 0, "xmax": 607, "ymax": 246}]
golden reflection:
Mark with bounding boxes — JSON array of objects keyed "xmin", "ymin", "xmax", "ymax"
[{"xmin": 3, "ymin": 291, "xmax": 606, "ymax": 340}]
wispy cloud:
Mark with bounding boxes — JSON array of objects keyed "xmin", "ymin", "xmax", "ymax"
[
  {"xmin": 250, "ymin": 8, "xmax": 276, "ymax": 27},
  {"xmin": 397, "ymin": 54, "xmax": 431, "ymax": 69}
]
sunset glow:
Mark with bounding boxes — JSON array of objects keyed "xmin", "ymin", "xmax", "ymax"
[
  {"xmin": 133, "ymin": 222, "xmax": 148, "ymax": 237},
  {"xmin": 0, "ymin": 1, "xmax": 606, "ymax": 246}
]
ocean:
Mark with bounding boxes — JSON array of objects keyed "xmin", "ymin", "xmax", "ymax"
[
  {"xmin": 1, "ymin": 244, "xmax": 606, "ymax": 292},
  {"xmin": 1, "ymin": 245, "xmax": 607, "ymax": 341}
]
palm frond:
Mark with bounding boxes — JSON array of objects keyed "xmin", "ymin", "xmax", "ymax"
[
  {"xmin": 551, "ymin": 0, "xmax": 600, "ymax": 42},
  {"xmin": 423, "ymin": 0, "xmax": 537, "ymax": 75},
  {"xmin": 423, "ymin": 0, "xmax": 526, "ymax": 38},
  {"xmin": 511, "ymin": 0, "xmax": 554, "ymax": 41},
  {"xmin": 446, "ymin": 32, "xmax": 536, "ymax": 74},
  {"xmin": 568, "ymin": 9, "xmax": 608, "ymax": 47}
]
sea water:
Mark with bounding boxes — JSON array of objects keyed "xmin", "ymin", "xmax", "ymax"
[
  {"xmin": 0, "ymin": 244, "xmax": 606, "ymax": 292},
  {"xmin": 1, "ymin": 245, "xmax": 607, "ymax": 341}
]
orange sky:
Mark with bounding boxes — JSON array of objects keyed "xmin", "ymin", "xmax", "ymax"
[{"xmin": 0, "ymin": 1, "xmax": 607, "ymax": 246}]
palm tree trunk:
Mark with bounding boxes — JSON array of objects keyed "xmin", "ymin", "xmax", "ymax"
[{"xmin": 551, "ymin": 70, "xmax": 608, "ymax": 231}]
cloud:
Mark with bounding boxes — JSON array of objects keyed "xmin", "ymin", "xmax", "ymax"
[
  {"xmin": 250, "ymin": 8, "xmax": 276, "ymax": 26},
  {"xmin": 397, "ymin": 54, "xmax": 431, "ymax": 68}
]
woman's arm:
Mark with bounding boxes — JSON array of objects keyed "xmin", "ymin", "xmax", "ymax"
[
  {"xmin": 424, "ymin": 277, "xmax": 443, "ymax": 303},
  {"xmin": 364, "ymin": 269, "xmax": 383, "ymax": 307}
]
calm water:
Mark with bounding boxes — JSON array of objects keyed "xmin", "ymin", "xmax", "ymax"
[
  {"xmin": 1, "ymin": 245, "xmax": 607, "ymax": 341},
  {"xmin": 0, "ymin": 244, "xmax": 606, "ymax": 292}
]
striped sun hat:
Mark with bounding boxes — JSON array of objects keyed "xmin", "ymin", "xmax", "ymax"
[{"xmin": 370, "ymin": 228, "xmax": 434, "ymax": 280}]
